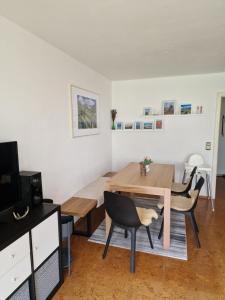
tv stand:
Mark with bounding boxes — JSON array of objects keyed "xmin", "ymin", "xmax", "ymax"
[{"xmin": 0, "ymin": 203, "xmax": 63, "ymax": 299}]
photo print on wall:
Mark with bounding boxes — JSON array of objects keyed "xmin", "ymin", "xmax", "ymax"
[{"xmin": 163, "ymin": 101, "xmax": 176, "ymax": 115}]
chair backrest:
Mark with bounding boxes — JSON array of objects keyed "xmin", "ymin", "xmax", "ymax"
[
  {"xmin": 104, "ymin": 191, "xmax": 141, "ymax": 227},
  {"xmin": 187, "ymin": 154, "xmax": 204, "ymax": 166},
  {"xmin": 190, "ymin": 177, "xmax": 205, "ymax": 210},
  {"xmin": 190, "ymin": 166, "xmax": 197, "ymax": 177},
  {"xmin": 183, "ymin": 166, "xmax": 197, "ymax": 194},
  {"xmin": 194, "ymin": 176, "xmax": 205, "ymax": 193}
]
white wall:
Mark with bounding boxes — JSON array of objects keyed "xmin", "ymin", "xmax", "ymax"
[
  {"xmin": 0, "ymin": 17, "xmax": 112, "ymax": 204},
  {"xmin": 217, "ymin": 98, "xmax": 225, "ymax": 175},
  {"xmin": 112, "ymin": 73, "xmax": 225, "ymax": 197}
]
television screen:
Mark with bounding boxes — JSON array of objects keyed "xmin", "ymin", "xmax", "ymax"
[{"xmin": 0, "ymin": 141, "xmax": 20, "ymax": 212}]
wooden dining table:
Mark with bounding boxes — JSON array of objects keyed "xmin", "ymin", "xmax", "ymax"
[{"xmin": 105, "ymin": 162, "xmax": 175, "ymax": 249}]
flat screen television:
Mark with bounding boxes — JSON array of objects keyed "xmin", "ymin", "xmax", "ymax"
[{"xmin": 0, "ymin": 141, "xmax": 20, "ymax": 214}]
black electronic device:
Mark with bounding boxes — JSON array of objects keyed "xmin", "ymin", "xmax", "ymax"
[
  {"xmin": 0, "ymin": 141, "xmax": 20, "ymax": 214},
  {"xmin": 19, "ymin": 171, "xmax": 43, "ymax": 207}
]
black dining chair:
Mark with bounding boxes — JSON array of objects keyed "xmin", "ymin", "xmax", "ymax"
[
  {"xmin": 172, "ymin": 166, "xmax": 197, "ymax": 196},
  {"xmin": 159, "ymin": 166, "xmax": 198, "ymax": 216},
  {"xmin": 102, "ymin": 191, "xmax": 158, "ymax": 273},
  {"xmin": 158, "ymin": 177, "xmax": 204, "ymax": 248}
]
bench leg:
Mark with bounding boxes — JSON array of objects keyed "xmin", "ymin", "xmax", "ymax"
[{"xmin": 86, "ymin": 211, "xmax": 92, "ymax": 236}]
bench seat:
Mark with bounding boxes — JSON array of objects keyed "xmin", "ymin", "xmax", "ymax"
[{"xmin": 61, "ymin": 197, "xmax": 97, "ymax": 218}]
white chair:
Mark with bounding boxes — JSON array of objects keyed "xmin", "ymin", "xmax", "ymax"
[{"xmin": 182, "ymin": 154, "xmax": 214, "ymax": 211}]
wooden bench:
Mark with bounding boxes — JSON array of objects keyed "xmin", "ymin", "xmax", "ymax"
[
  {"xmin": 61, "ymin": 197, "xmax": 97, "ymax": 218},
  {"xmin": 61, "ymin": 172, "xmax": 116, "ymax": 236},
  {"xmin": 61, "ymin": 197, "xmax": 99, "ymax": 237}
]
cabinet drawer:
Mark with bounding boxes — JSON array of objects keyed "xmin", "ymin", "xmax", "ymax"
[
  {"xmin": 0, "ymin": 233, "xmax": 30, "ymax": 279},
  {"xmin": 32, "ymin": 212, "xmax": 59, "ymax": 269},
  {"xmin": 0, "ymin": 255, "xmax": 31, "ymax": 300}
]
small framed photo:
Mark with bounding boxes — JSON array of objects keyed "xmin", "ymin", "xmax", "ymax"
[
  {"xmin": 180, "ymin": 104, "xmax": 192, "ymax": 115},
  {"xmin": 163, "ymin": 101, "xmax": 176, "ymax": 115},
  {"xmin": 143, "ymin": 107, "xmax": 152, "ymax": 116},
  {"xmin": 155, "ymin": 119, "xmax": 163, "ymax": 130},
  {"xmin": 124, "ymin": 122, "xmax": 134, "ymax": 130},
  {"xmin": 143, "ymin": 121, "xmax": 154, "ymax": 130},
  {"xmin": 116, "ymin": 122, "xmax": 123, "ymax": 130},
  {"xmin": 134, "ymin": 121, "xmax": 142, "ymax": 130}
]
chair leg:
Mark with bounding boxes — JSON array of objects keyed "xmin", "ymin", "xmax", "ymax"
[
  {"xmin": 124, "ymin": 229, "xmax": 128, "ymax": 238},
  {"xmin": 158, "ymin": 217, "xmax": 164, "ymax": 240},
  {"xmin": 130, "ymin": 228, "xmax": 136, "ymax": 273},
  {"xmin": 191, "ymin": 211, "xmax": 199, "ymax": 233},
  {"xmin": 206, "ymin": 173, "xmax": 214, "ymax": 211},
  {"xmin": 189, "ymin": 213, "xmax": 201, "ymax": 248},
  {"xmin": 146, "ymin": 226, "xmax": 154, "ymax": 249},
  {"xmin": 102, "ymin": 223, "xmax": 114, "ymax": 259}
]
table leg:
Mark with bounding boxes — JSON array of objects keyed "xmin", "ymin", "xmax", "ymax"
[
  {"xmin": 105, "ymin": 183, "xmax": 113, "ymax": 238},
  {"xmin": 105, "ymin": 211, "xmax": 111, "ymax": 238},
  {"xmin": 163, "ymin": 188, "xmax": 171, "ymax": 249}
]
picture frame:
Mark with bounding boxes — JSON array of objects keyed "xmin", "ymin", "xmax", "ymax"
[
  {"xmin": 143, "ymin": 107, "xmax": 152, "ymax": 116},
  {"xmin": 180, "ymin": 104, "xmax": 192, "ymax": 115},
  {"xmin": 143, "ymin": 121, "xmax": 154, "ymax": 130},
  {"xmin": 116, "ymin": 122, "xmax": 123, "ymax": 130},
  {"xmin": 162, "ymin": 101, "xmax": 176, "ymax": 115},
  {"xmin": 155, "ymin": 119, "xmax": 163, "ymax": 130},
  {"xmin": 134, "ymin": 121, "xmax": 142, "ymax": 130},
  {"xmin": 71, "ymin": 85, "xmax": 99, "ymax": 137},
  {"xmin": 124, "ymin": 122, "xmax": 134, "ymax": 130}
]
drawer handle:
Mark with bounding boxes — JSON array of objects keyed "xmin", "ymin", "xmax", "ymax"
[{"xmin": 10, "ymin": 254, "xmax": 16, "ymax": 259}]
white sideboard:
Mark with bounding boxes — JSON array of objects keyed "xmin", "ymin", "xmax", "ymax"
[{"xmin": 0, "ymin": 204, "xmax": 63, "ymax": 300}]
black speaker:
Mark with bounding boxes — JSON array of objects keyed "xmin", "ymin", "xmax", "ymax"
[{"xmin": 19, "ymin": 171, "xmax": 43, "ymax": 207}]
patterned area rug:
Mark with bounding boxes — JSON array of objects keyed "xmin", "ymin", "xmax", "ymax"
[{"xmin": 88, "ymin": 197, "xmax": 187, "ymax": 260}]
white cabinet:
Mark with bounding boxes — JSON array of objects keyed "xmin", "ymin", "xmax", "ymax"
[
  {"xmin": 0, "ymin": 205, "xmax": 63, "ymax": 300},
  {"xmin": 0, "ymin": 256, "xmax": 31, "ymax": 300},
  {"xmin": 32, "ymin": 212, "xmax": 59, "ymax": 269},
  {"xmin": 0, "ymin": 233, "xmax": 30, "ymax": 279}
]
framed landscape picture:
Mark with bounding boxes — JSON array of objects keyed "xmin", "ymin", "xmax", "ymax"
[
  {"xmin": 180, "ymin": 104, "xmax": 192, "ymax": 115},
  {"xmin": 134, "ymin": 121, "xmax": 142, "ymax": 130},
  {"xmin": 163, "ymin": 101, "xmax": 176, "ymax": 115},
  {"xmin": 155, "ymin": 119, "xmax": 163, "ymax": 130},
  {"xmin": 116, "ymin": 122, "xmax": 123, "ymax": 130},
  {"xmin": 143, "ymin": 107, "xmax": 152, "ymax": 116},
  {"xmin": 71, "ymin": 86, "xmax": 99, "ymax": 137},
  {"xmin": 124, "ymin": 122, "xmax": 134, "ymax": 130},
  {"xmin": 143, "ymin": 121, "xmax": 154, "ymax": 130}
]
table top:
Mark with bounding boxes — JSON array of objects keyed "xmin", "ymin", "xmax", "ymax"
[{"xmin": 108, "ymin": 163, "xmax": 175, "ymax": 191}]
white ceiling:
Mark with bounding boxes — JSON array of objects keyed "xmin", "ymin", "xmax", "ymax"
[{"xmin": 1, "ymin": 0, "xmax": 225, "ymax": 80}]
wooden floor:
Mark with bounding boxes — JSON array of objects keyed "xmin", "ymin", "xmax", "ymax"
[{"xmin": 54, "ymin": 178, "xmax": 225, "ymax": 299}]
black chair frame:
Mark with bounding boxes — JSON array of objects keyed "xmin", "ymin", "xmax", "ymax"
[
  {"xmin": 102, "ymin": 191, "xmax": 154, "ymax": 273},
  {"xmin": 160, "ymin": 166, "xmax": 198, "ymax": 216},
  {"xmin": 172, "ymin": 166, "xmax": 197, "ymax": 196},
  {"xmin": 158, "ymin": 177, "xmax": 204, "ymax": 248}
]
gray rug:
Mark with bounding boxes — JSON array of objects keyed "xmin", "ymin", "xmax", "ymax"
[{"xmin": 88, "ymin": 197, "xmax": 187, "ymax": 260}]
